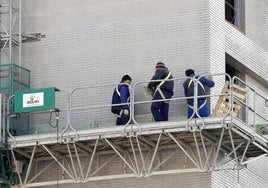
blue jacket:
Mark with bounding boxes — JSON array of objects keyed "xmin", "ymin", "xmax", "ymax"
[
  {"xmin": 183, "ymin": 74, "xmax": 215, "ymax": 104},
  {"xmin": 111, "ymin": 84, "xmax": 130, "ymax": 114}
]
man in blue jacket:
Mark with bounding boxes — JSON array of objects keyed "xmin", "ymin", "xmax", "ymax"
[
  {"xmin": 111, "ymin": 75, "xmax": 132, "ymax": 125},
  {"xmin": 183, "ymin": 69, "xmax": 215, "ymax": 118},
  {"xmin": 147, "ymin": 62, "xmax": 174, "ymax": 121}
]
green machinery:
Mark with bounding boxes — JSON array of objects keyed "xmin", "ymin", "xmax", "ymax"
[
  {"xmin": 0, "ymin": 63, "xmax": 31, "ymax": 96},
  {"xmin": 0, "ymin": 64, "xmax": 31, "ymax": 187},
  {"xmin": 0, "ymin": 63, "xmax": 31, "ymax": 135},
  {"xmin": 0, "ymin": 64, "xmax": 59, "ymax": 187},
  {"xmin": 14, "ymin": 87, "xmax": 57, "ymax": 114}
]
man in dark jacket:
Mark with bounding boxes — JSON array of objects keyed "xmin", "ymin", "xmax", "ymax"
[
  {"xmin": 183, "ymin": 69, "xmax": 215, "ymax": 118},
  {"xmin": 147, "ymin": 62, "xmax": 174, "ymax": 121},
  {"xmin": 111, "ymin": 75, "xmax": 132, "ymax": 125}
]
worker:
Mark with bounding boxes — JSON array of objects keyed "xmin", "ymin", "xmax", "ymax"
[
  {"xmin": 111, "ymin": 75, "xmax": 132, "ymax": 125},
  {"xmin": 183, "ymin": 69, "xmax": 215, "ymax": 118},
  {"xmin": 146, "ymin": 62, "xmax": 174, "ymax": 121}
]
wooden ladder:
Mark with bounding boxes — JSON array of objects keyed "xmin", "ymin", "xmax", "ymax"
[{"xmin": 213, "ymin": 81, "xmax": 248, "ymax": 117}]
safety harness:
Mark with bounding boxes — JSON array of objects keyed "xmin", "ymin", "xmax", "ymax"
[
  {"xmin": 115, "ymin": 85, "xmax": 121, "ymax": 97},
  {"xmin": 187, "ymin": 76, "xmax": 207, "ymax": 112},
  {"xmin": 187, "ymin": 76, "xmax": 205, "ymax": 91},
  {"xmin": 115, "ymin": 85, "xmax": 130, "ymax": 101},
  {"xmin": 154, "ymin": 71, "xmax": 172, "ymax": 100},
  {"xmin": 114, "ymin": 85, "xmax": 130, "ymax": 118}
]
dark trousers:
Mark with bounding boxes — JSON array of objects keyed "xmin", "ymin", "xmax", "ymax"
[
  {"xmin": 188, "ymin": 99, "xmax": 209, "ymax": 118},
  {"xmin": 151, "ymin": 91, "xmax": 172, "ymax": 121},
  {"xmin": 116, "ymin": 110, "xmax": 130, "ymax": 126}
]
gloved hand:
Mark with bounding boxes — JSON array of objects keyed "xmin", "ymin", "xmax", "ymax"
[
  {"xmin": 119, "ymin": 109, "xmax": 129, "ymax": 116},
  {"xmin": 144, "ymin": 86, "xmax": 154, "ymax": 97}
]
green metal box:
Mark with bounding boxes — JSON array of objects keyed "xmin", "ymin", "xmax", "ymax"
[{"xmin": 14, "ymin": 87, "xmax": 58, "ymax": 113}]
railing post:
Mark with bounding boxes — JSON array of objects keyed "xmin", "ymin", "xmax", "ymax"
[
  {"xmin": 253, "ymin": 90, "xmax": 256, "ymax": 136},
  {"xmin": 0, "ymin": 93, "xmax": 2, "ymax": 143}
]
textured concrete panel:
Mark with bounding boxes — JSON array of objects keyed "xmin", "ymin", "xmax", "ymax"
[
  {"xmin": 225, "ymin": 22, "xmax": 268, "ymax": 85},
  {"xmin": 245, "ymin": 0, "xmax": 268, "ymax": 51},
  {"xmin": 21, "ymin": 0, "xmax": 211, "ymax": 124}
]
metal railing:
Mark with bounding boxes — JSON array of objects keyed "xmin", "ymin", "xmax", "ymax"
[
  {"xmin": 131, "ymin": 73, "xmax": 230, "ymax": 127},
  {"xmin": 61, "ymin": 83, "xmax": 132, "ymax": 138},
  {"xmin": 3, "ymin": 73, "xmax": 268, "ymax": 141},
  {"xmin": 48, "ymin": 73, "xmax": 229, "ymax": 136},
  {"xmin": 231, "ymin": 76, "xmax": 268, "ymax": 136},
  {"xmin": 0, "ymin": 63, "xmax": 31, "ymax": 95},
  {"xmin": 0, "ymin": 94, "xmax": 7, "ymax": 144}
]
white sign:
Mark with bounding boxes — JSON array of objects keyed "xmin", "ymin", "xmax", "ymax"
[{"xmin": 23, "ymin": 92, "xmax": 44, "ymax": 108}]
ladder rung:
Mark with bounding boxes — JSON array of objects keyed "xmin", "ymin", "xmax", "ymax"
[
  {"xmin": 231, "ymin": 111, "xmax": 239, "ymax": 117},
  {"xmin": 219, "ymin": 106, "xmax": 230, "ymax": 113},
  {"xmin": 232, "ymin": 84, "xmax": 248, "ymax": 93},
  {"xmin": 222, "ymin": 101, "xmax": 241, "ymax": 109},
  {"xmin": 213, "ymin": 81, "xmax": 247, "ymax": 117},
  {"xmin": 233, "ymin": 91, "xmax": 246, "ymax": 100}
]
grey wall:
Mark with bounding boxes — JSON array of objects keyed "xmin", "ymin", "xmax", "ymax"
[
  {"xmin": 10, "ymin": 0, "xmax": 268, "ymax": 188},
  {"xmin": 212, "ymin": 158, "xmax": 268, "ymax": 188},
  {"xmin": 21, "ymin": 0, "xmax": 212, "ymax": 125},
  {"xmin": 245, "ymin": 0, "xmax": 268, "ymax": 51},
  {"xmin": 18, "ymin": 0, "xmax": 215, "ymax": 187},
  {"xmin": 40, "ymin": 172, "xmax": 211, "ymax": 188}
]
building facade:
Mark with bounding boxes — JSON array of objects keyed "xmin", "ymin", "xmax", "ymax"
[{"xmin": 0, "ymin": 0, "xmax": 267, "ymax": 187}]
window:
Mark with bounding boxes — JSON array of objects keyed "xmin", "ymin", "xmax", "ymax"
[
  {"xmin": 225, "ymin": 0, "xmax": 235, "ymax": 24},
  {"xmin": 225, "ymin": 0, "xmax": 245, "ymax": 31}
]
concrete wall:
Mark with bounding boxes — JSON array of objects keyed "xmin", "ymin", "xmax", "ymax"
[
  {"xmin": 225, "ymin": 22, "xmax": 268, "ymax": 85},
  {"xmin": 212, "ymin": 157, "xmax": 268, "ymax": 188},
  {"xmin": 21, "ymin": 0, "xmax": 213, "ymax": 126},
  {"xmin": 245, "ymin": 74, "xmax": 268, "ymax": 125},
  {"xmin": 30, "ymin": 148, "xmax": 212, "ymax": 188},
  {"xmin": 15, "ymin": 0, "xmax": 268, "ymax": 187},
  {"xmin": 19, "ymin": 0, "xmax": 215, "ymax": 187},
  {"xmin": 245, "ymin": 0, "xmax": 268, "ymax": 51},
  {"xmin": 209, "ymin": 0, "xmax": 225, "ymax": 110},
  {"xmin": 40, "ymin": 172, "xmax": 211, "ymax": 188}
]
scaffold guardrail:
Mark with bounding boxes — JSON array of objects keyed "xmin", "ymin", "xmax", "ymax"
[{"xmin": 1, "ymin": 73, "xmax": 267, "ymax": 143}]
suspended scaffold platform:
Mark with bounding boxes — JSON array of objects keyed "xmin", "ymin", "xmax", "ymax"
[{"xmin": 2, "ymin": 74, "xmax": 268, "ymax": 187}]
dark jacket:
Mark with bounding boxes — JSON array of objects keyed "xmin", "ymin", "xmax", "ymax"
[
  {"xmin": 183, "ymin": 74, "xmax": 215, "ymax": 104},
  {"xmin": 111, "ymin": 84, "xmax": 130, "ymax": 114},
  {"xmin": 148, "ymin": 67, "xmax": 174, "ymax": 96}
]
